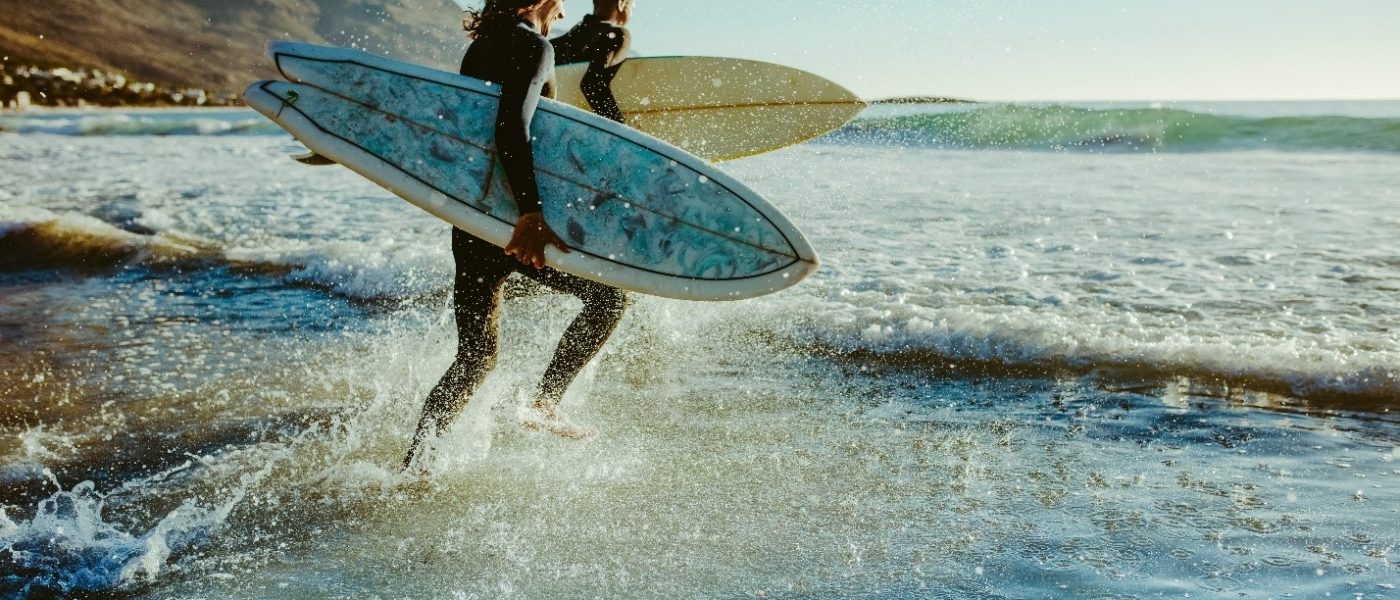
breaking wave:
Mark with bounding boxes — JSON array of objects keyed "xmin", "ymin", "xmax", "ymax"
[
  {"xmin": 759, "ymin": 294, "xmax": 1400, "ymax": 407},
  {"xmin": 0, "ymin": 208, "xmax": 447, "ymax": 302},
  {"xmin": 0, "ymin": 113, "xmax": 281, "ymax": 137},
  {"xmin": 833, "ymin": 105, "xmax": 1400, "ymax": 153}
]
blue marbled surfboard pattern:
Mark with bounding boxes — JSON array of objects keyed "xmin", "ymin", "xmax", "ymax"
[{"xmin": 266, "ymin": 55, "xmax": 799, "ymax": 282}]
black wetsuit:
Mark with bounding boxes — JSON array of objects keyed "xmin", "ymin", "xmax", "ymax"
[
  {"xmin": 551, "ymin": 14, "xmax": 631, "ymax": 123},
  {"xmin": 406, "ymin": 21, "xmax": 628, "ymax": 462}
]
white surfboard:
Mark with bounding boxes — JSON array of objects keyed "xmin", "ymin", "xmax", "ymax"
[
  {"xmin": 555, "ymin": 56, "xmax": 866, "ymax": 162},
  {"xmin": 248, "ymin": 42, "xmax": 818, "ymax": 301}
]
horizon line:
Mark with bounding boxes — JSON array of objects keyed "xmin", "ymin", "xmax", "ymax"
[{"xmin": 871, "ymin": 96, "xmax": 1400, "ymax": 104}]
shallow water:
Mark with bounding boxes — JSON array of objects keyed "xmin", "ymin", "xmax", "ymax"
[{"xmin": 1, "ymin": 103, "xmax": 1398, "ymax": 598}]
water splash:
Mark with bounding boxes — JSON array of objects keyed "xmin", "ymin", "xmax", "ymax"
[{"xmin": 1, "ymin": 457, "xmax": 278, "ymax": 598}]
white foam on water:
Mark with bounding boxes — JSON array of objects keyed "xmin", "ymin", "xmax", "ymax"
[
  {"xmin": 0, "ymin": 112, "xmax": 281, "ymax": 137},
  {"xmin": 751, "ymin": 285, "xmax": 1400, "ymax": 399},
  {"xmin": 0, "ymin": 207, "xmax": 165, "ymax": 244},
  {"xmin": 717, "ymin": 144, "xmax": 1400, "ymax": 401},
  {"xmin": 226, "ymin": 236, "xmax": 449, "ymax": 301},
  {"xmin": 0, "ymin": 205, "xmax": 70, "ymax": 235}
]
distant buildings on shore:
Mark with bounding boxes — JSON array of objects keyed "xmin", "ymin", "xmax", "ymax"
[
  {"xmin": 1, "ymin": 62, "xmax": 239, "ymax": 109},
  {"xmin": 871, "ymin": 96, "xmax": 975, "ymax": 105}
]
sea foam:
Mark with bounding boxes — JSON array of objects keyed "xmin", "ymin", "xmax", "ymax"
[{"xmin": 0, "ymin": 112, "xmax": 281, "ymax": 137}]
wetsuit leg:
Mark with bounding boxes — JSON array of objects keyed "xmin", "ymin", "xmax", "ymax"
[
  {"xmin": 517, "ymin": 266, "xmax": 630, "ymax": 403},
  {"xmin": 404, "ymin": 229, "xmax": 513, "ymax": 465}
]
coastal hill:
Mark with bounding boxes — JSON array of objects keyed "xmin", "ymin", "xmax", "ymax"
[{"xmin": 0, "ymin": 0, "xmax": 466, "ymax": 96}]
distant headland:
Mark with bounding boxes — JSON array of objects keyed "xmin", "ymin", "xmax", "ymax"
[{"xmin": 871, "ymin": 96, "xmax": 976, "ymax": 105}]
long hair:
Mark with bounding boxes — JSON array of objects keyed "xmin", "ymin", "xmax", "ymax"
[{"xmin": 462, "ymin": 0, "xmax": 546, "ymax": 39}]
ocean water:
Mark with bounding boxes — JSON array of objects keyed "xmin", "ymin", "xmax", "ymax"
[{"xmin": 1, "ymin": 102, "xmax": 1398, "ymax": 598}]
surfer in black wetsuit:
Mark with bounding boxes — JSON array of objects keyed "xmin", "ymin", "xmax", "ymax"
[
  {"xmin": 550, "ymin": 0, "xmax": 634, "ymax": 123},
  {"xmin": 405, "ymin": 0, "xmax": 629, "ymax": 468}
]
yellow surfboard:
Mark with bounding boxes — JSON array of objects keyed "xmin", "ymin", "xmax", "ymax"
[{"xmin": 555, "ymin": 56, "xmax": 866, "ymax": 162}]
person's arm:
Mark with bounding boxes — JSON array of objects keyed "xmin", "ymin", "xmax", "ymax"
[
  {"xmin": 580, "ymin": 26, "xmax": 629, "ymax": 124},
  {"xmin": 581, "ymin": 62, "xmax": 625, "ymax": 123},
  {"xmin": 494, "ymin": 36, "xmax": 550, "ymax": 215},
  {"xmin": 495, "ymin": 34, "xmax": 569, "ymax": 268}
]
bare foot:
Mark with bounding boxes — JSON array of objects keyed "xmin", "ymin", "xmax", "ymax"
[{"xmin": 521, "ymin": 402, "xmax": 597, "ymax": 440}]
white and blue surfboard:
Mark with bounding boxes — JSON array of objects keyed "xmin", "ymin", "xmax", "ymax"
[{"xmin": 243, "ymin": 42, "xmax": 818, "ymax": 301}]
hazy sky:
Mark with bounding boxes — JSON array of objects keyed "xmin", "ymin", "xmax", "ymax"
[{"xmin": 490, "ymin": 0, "xmax": 1400, "ymax": 101}]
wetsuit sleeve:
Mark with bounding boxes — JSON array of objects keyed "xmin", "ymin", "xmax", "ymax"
[
  {"xmin": 494, "ymin": 36, "xmax": 552, "ymax": 215},
  {"xmin": 580, "ymin": 27, "xmax": 629, "ymax": 123}
]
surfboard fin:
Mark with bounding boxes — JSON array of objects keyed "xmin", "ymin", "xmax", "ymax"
[{"xmin": 292, "ymin": 151, "xmax": 337, "ymax": 166}]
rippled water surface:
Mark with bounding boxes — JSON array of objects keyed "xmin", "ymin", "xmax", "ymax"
[{"xmin": 1, "ymin": 103, "xmax": 1398, "ymax": 598}]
